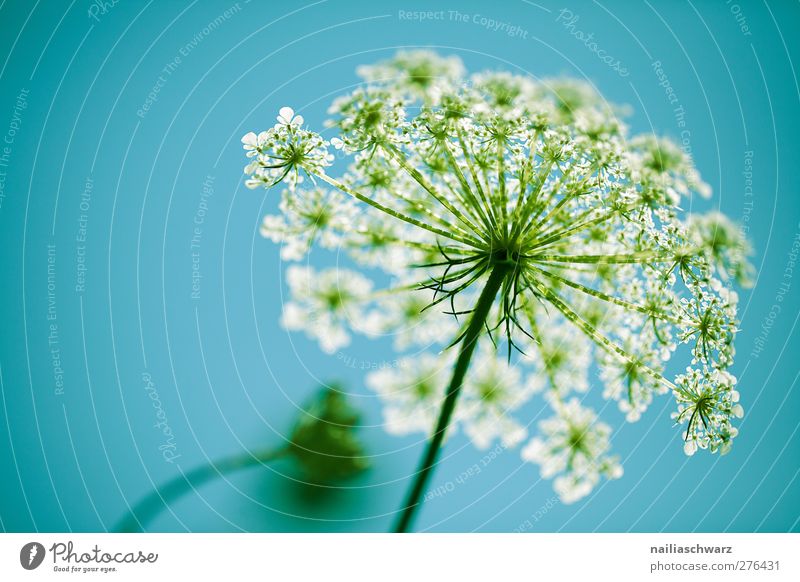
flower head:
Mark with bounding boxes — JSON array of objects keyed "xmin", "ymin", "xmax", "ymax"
[
  {"xmin": 243, "ymin": 109, "xmax": 333, "ymax": 189},
  {"xmin": 627, "ymin": 134, "xmax": 712, "ymax": 201},
  {"xmin": 363, "ymin": 283, "xmax": 460, "ymax": 350},
  {"xmin": 521, "ymin": 398, "xmax": 622, "ymax": 503},
  {"xmin": 672, "ymin": 367, "xmax": 743, "ymax": 456},
  {"xmin": 282, "ymin": 265, "xmax": 372, "ymax": 354},
  {"xmin": 600, "ymin": 327, "xmax": 669, "ymax": 422},
  {"xmin": 459, "ymin": 343, "xmax": 535, "ymax": 449},
  {"xmin": 245, "ymin": 51, "xmax": 750, "ymax": 501},
  {"xmin": 688, "ymin": 211, "xmax": 754, "ymax": 287},
  {"xmin": 521, "ymin": 322, "xmax": 591, "ymax": 397},
  {"xmin": 260, "ymin": 187, "xmax": 357, "ymax": 260},
  {"xmin": 365, "ymin": 353, "xmax": 454, "ymax": 436},
  {"xmin": 679, "ymin": 285, "xmax": 739, "ymax": 367},
  {"xmin": 357, "ymin": 50, "xmax": 465, "ymax": 101}
]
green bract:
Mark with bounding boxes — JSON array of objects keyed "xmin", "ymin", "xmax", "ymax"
[{"xmin": 288, "ymin": 387, "xmax": 369, "ymax": 485}]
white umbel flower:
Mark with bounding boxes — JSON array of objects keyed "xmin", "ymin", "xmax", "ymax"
[
  {"xmin": 243, "ymin": 51, "xmax": 751, "ymax": 508},
  {"xmin": 260, "ymin": 187, "xmax": 357, "ymax": 260},
  {"xmin": 520, "ymin": 321, "xmax": 592, "ymax": 396},
  {"xmin": 600, "ymin": 328, "xmax": 668, "ymax": 422},
  {"xmin": 521, "ymin": 398, "xmax": 622, "ymax": 503},
  {"xmin": 362, "ymin": 284, "xmax": 460, "ymax": 351},
  {"xmin": 672, "ymin": 367, "xmax": 743, "ymax": 456},
  {"xmin": 357, "ymin": 50, "xmax": 465, "ymax": 101},
  {"xmin": 687, "ymin": 212, "xmax": 754, "ymax": 287},
  {"xmin": 365, "ymin": 352, "xmax": 454, "ymax": 436},
  {"xmin": 460, "ymin": 344, "xmax": 535, "ymax": 449},
  {"xmin": 281, "ymin": 265, "xmax": 372, "ymax": 353}
]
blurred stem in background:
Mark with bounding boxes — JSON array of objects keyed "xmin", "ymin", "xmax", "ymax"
[
  {"xmin": 116, "ymin": 388, "xmax": 368, "ymax": 532},
  {"xmin": 116, "ymin": 447, "xmax": 287, "ymax": 532}
]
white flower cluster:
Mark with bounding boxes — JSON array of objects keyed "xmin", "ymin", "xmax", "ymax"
[
  {"xmin": 522, "ymin": 398, "xmax": 623, "ymax": 504},
  {"xmin": 687, "ymin": 211, "xmax": 754, "ymax": 287},
  {"xmin": 243, "ymin": 107, "xmax": 332, "ymax": 189},
  {"xmin": 243, "ymin": 51, "xmax": 751, "ymax": 503},
  {"xmin": 281, "ymin": 265, "xmax": 372, "ymax": 354},
  {"xmin": 261, "ymin": 187, "xmax": 357, "ymax": 260},
  {"xmin": 672, "ymin": 367, "xmax": 743, "ymax": 456},
  {"xmin": 366, "ymin": 343, "xmax": 533, "ymax": 451},
  {"xmin": 365, "ymin": 352, "xmax": 453, "ymax": 436},
  {"xmin": 357, "ymin": 50, "xmax": 465, "ymax": 102}
]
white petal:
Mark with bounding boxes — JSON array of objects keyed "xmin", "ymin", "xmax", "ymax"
[
  {"xmin": 278, "ymin": 106, "xmax": 294, "ymax": 123},
  {"xmin": 241, "ymin": 131, "xmax": 258, "ymax": 146}
]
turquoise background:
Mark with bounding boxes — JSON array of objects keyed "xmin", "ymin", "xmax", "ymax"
[{"xmin": 0, "ymin": 0, "xmax": 798, "ymax": 532}]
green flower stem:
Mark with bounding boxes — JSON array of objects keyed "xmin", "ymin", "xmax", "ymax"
[
  {"xmin": 509, "ymin": 160, "xmax": 555, "ymax": 242},
  {"xmin": 530, "ymin": 265, "xmax": 684, "ymax": 325},
  {"xmin": 115, "ymin": 447, "xmax": 288, "ymax": 532},
  {"xmin": 496, "ymin": 142, "xmax": 509, "ymax": 229},
  {"xmin": 314, "ymin": 172, "xmax": 486, "ymax": 249},
  {"xmin": 528, "ymin": 169, "xmax": 582, "ymax": 231},
  {"xmin": 456, "ymin": 129, "xmax": 496, "ymax": 225},
  {"xmin": 526, "ymin": 274, "xmax": 676, "ymax": 390},
  {"xmin": 530, "ymin": 251, "xmax": 667, "ymax": 264},
  {"xmin": 441, "ymin": 141, "xmax": 493, "ymax": 231},
  {"xmin": 382, "ymin": 143, "xmax": 486, "ymax": 238},
  {"xmin": 526, "ymin": 204, "xmax": 633, "ymax": 249},
  {"xmin": 441, "ymin": 151, "xmax": 495, "ymax": 234},
  {"xmin": 393, "ymin": 260, "xmax": 512, "ymax": 533}
]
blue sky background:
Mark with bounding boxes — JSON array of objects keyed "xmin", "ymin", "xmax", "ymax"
[{"xmin": 0, "ymin": 0, "xmax": 798, "ymax": 532}]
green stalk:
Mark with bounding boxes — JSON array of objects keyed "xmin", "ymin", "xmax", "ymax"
[
  {"xmin": 393, "ymin": 260, "xmax": 511, "ymax": 532},
  {"xmin": 315, "ymin": 172, "xmax": 486, "ymax": 249},
  {"xmin": 115, "ymin": 447, "xmax": 287, "ymax": 532}
]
